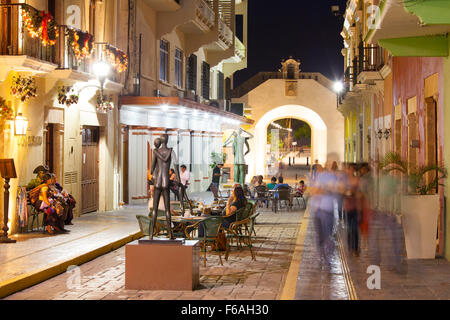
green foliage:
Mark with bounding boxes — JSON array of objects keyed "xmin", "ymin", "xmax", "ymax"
[
  {"xmin": 294, "ymin": 124, "xmax": 311, "ymax": 140},
  {"xmin": 379, "ymin": 151, "xmax": 447, "ymax": 195},
  {"xmin": 210, "ymin": 152, "xmax": 227, "ymax": 169}
]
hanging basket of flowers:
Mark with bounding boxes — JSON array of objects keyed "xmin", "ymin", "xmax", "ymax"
[
  {"xmin": 57, "ymin": 86, "xmax": 79, "ymax": 107},
  {"xmin": 0, "ymin": 97, "xmax": 14, "ymax": 131},
  {"xmin": 21, "ymin": 6, "xmax": 59, "ymax": 46},
  {"xmin": 95, "ymin": 92, "xmax": 114, "ymax": 113},
  {"xmin": 11, "ymin": 75, "xmax": 37, "ymax": 102},
  {"xmin": 66, "ymin": 27, "xmax": 95, "ymax": 60},
  {"xmin": 105, "ymin": 44, "xmax": 128, "ymax": 73}
]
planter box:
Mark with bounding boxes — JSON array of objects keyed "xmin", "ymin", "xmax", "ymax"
[{"xmin": 401, "ymin": 194, "xmax": 439, "ymax": 259}]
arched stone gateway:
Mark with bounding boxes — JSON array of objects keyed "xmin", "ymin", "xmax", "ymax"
[
  {"xmin": 231, "ymin": 60, "xmax": 344, "ymax": 179},
  {"xmin": 253, "ymin": 105, "xmax": 327, "ymax": 176}
]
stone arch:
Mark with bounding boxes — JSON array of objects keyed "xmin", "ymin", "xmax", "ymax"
[{"xmin": 249, "ymin": 104, "xmax": 328, "ymax": 177}]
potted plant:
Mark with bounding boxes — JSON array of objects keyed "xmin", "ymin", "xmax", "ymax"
[{"xmin": 379, "ymin": 152, "xmax": 447, "ymax": 259}]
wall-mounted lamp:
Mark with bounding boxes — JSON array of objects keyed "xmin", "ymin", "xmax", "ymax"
[
  {"xmin": 14, "ymin": 113, "xmax": 28, "ymax": 136},
  {"xmin": 376, "ymin": 128, "xmax": 383, "ymax": 140},
  {"xmin": 384, "ymin": 128, "xmax": 391, "ymax": 140},
  {"xmin": 410, "ymin": 139, "xmax": 420, "ymax": 148}
]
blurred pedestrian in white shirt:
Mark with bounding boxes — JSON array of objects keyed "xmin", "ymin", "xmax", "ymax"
[{"xmin": 180, "ymin": 165, "xmax": 190, "ymax": 187}]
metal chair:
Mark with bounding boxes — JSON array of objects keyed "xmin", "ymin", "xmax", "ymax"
[
  {"xmin": 225, "ymin": 209, "xmax": 256, "ymax": 261},
  {"xmin": 272, "ymin": 186, "xmax": 291, "ymax": 213},
  {"xmin": 255, "ymin": 185, "xmax": 269, "ymax": 208},
  {"xmin": 185, "ymin": 216, "xmax": 225, "ymax": 267},
  {"xmin": 293, "ymin": 193, "xmax": 307, "ymax": 209}
]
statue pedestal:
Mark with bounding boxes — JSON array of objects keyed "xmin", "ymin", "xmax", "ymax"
[{"xmin": 125, "ymin": 240, "xmax": 200, "ymax": 291}]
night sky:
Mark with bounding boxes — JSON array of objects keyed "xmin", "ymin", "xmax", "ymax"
[{"xmin": 234, "ymin": 0, "xmax": 348, "ymax": 88}]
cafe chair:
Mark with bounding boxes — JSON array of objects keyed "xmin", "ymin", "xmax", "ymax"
[
  {"xmin": 249, "ymin": 212, "xmax": 260, "ymax": 237},
  {"xmin": 272, "ymin": 186, "xmax": 291, "ymax": 213},
  {"xmin": 255, "ymin": 185, "xmax": 269, "ymax": 208},
  {"xmin": 225, "ymin": 215, "xmax": 256, "ymax": 261},
  {"xmin": 293, "ymin": 193, "xmax": 307, "ymax": 209},
  {"xmin": 185, "ymin": 216, "xmax": 225, "ymax": 267},
  {"xmin": 136, "ymin": 214, "xmax": 161, "ymax": 236}
]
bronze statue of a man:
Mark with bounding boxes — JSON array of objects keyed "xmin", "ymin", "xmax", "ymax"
[{"xmin": 149, "ymin": 134, "xmax": 180, "ymax": 240}]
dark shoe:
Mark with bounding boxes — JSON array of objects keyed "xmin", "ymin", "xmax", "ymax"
[{"xmin": 65, "ymin": 222, "xmax": 74, "ymax": 225}]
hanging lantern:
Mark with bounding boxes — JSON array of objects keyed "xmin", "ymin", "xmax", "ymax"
[{"xmin": 14, "ymin": 113, "xmax": 28, "ymax": 136}]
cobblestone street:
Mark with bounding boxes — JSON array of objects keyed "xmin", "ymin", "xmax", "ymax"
[{"xmin": 5, "ymin": 210, "xmax": 305, "ymax": 300}]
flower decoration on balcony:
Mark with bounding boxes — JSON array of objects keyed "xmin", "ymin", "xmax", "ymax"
[
  {"xmin": 66, "ymin": 27, "xmax": 95, "ymax": 60},
  {"xmin": 39, "ymin": 12, "xmax": 59, "ymax": 46},
  {"xmin": 105, "ymin": 45, "xmax": 128, "ymax": 73},
  {"xmin": 11, "ymin": 75, "xmax": 37, "ymax": 102},
  {"xmin": 0, "ymin": 97, "xmax": 14, "ymax": 131},
  {"xmin": 57, "ymin": 86, "xmax": 79, "ymax": 107},
  {"xmin": 95, "ymin": 93, "xmax": 113, "ymax": 113},
  {"xmin": 21, "ymin": 6, "xmax": 58, "ymax": 46}
]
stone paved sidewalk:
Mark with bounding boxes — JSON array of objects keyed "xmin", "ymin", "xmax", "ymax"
[
  {"xmin": 0, "ymin": 206, "xmax": 144, "ymax": 297},
  {"xmin": 4, "ymin": 209, "xmax": 304, "ymax": 300},
  {"xmin": 294, "ymin": 213, "xmax": 349, "ymax": 300},
  {"xmin": 337, "ymin": 214, "xmax": 450, "ymax": 300}
]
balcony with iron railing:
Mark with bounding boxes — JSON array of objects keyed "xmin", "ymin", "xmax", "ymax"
[
  {"xmin": 218, "ymin": 19, "xmax": 233, "ymax": 48},
  {"xmin": 0, "ymin": 3, "xmax": 57, "ymax": 73},
  {"xmin": 234, "ymin": 36, "xmax": 245, "ymax": 60},
  {"xmin": 158, "ymin": 0, "xmax": 215, "ymax": 39},
  {"xmin": 56, "ymin": 25, "xmax": 92, "ymax": 74},
  {"xmin": 356, "ymin": 44, "xmax": 385, "ymax": 84}
]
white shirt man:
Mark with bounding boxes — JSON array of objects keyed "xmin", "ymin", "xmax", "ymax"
[{"xmin": 180, "ymin": 165, "xmax": 190, "ymax": 187}]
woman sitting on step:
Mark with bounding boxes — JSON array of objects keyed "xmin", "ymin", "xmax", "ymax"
[{"xmin": 34, "ymin": 174, "xmax": 69, "ymax": 235}]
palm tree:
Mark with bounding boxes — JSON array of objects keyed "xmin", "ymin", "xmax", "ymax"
[{"xmin": 379, "ymin": 152, "xmax": 447, "ymax": 195}]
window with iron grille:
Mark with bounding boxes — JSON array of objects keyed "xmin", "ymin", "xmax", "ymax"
[
  {"xmin": 217, "ymin": 71, "xmax": 224, "ymax": 100},
  {"xmin": 201, "ymin": 61, "xmax": 210, "ymax": 100},
  {"xmin": 186, "ymin": 54, "xmax": 197, "ymax": 92},
  {"xmin": 159, "ymin": 39, "xmax": 169, "ymax": 82},
  {"xmin": 175, "ymin": 48, "xmax": 183, "ymax": 88}
]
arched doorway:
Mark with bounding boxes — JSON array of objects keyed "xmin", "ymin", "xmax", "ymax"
[
  {"xmin": 266, "ymin": 118, "xmax": 311, "ymax": 173},
  {"xmin": 249, "ymin": 105, "xmax": 327, "ymax": 178}
]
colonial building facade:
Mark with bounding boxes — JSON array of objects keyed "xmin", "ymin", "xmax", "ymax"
[
  {"xmin": 0, "ymin": 0, "xmax": 250, "ymax": 234},
  {"xmin": 339, "ymin": 0, "xmax": 450, "ymax": 259}
]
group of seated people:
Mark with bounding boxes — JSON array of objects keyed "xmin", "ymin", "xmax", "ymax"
[
  {"xmin": 249, "ymin": 176, "xmax": 307, "ymax": 199},
  {"xmin": 27, "ymin": 165, "xmax": 76, "ymax": 235}
]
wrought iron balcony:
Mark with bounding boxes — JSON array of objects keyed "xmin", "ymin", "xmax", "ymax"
[
  {"xmin": 360, "ymin": 45, "xmax": 384, "ymax": 72},
  {"xmin": 56, "ymin": 25, "xmax": 93, "ymax": 74},
  {"xmin": 196, "ymin": 0, "xmax": 215, "ymax": 29},
  {"xmin": 0, "ymin": 3, "xmax": 55, "ymax": 64},
  {"xmin": 218, "ymin": 19, "xmax": 233, "ymax": 48},
  {"xmin": 234, "ymin": 36, "xmax": 245, "ymax": 60}
]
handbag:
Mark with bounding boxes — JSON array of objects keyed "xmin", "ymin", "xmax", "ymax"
[{"xmin": 215, "ymin": 230, "xmax": 227, "ymax": 251}]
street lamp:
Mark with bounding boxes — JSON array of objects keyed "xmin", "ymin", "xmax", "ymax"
[
  {"xmin": 93, "ymin": 60, "xmax": 111, "ymax": 96},
  {"xmin": 333, "ymin": 81, "xmax": 344, "ymax": 108}
]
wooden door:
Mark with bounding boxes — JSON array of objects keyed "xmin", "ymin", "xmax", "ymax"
[{"xmin": 81, "ymin": 126, "xmax": 99, "ymax": 214}]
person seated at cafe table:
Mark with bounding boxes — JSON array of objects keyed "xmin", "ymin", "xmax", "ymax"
[
  {"xmin": 267, "ymin": 177, "xmax": 277, "ymax": 190},
  {"xmin": 273, "ymin": 176, "xmax": 289, "ymax": 199},
  {"xmin": 256, "ymin": 175, "xmax": 266, "ymax": 187},
  {"xmin": 222, "ymin": 184, "xmax": 248, "ymax": 229},
  {"xmin": 193, "ymin": 184, "xmax": 248, "ymax": 238},
  {"xmin": 296, "ymin": 180, "xmax": 307, "ymax": 196}
]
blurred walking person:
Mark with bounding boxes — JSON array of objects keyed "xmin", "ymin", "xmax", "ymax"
[
  {"xmin": 311, "ymin": 164, "xmax": 337, "ymax": 268},
  {"xmin": 343, "ymin": 163, "xmax": 361, "ymax": 256}
]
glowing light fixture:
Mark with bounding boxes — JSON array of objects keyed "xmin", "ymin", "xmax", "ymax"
[
  {"xmin": 14, "ymin": 113, "xmax": 28, "ymax": 136},
  {"xmin": 92, "ymin": 60, "xmax": 111, "ymax": 80},
  {"xmin": 333, "ymin": 81, "xmax": 344, "ymax": 93},
  {"xmin": 161, "ymin": 104, "xmax": 169, "ymax": 112}
]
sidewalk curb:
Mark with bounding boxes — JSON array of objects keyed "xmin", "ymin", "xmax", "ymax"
[
  {"xmin": 280, "ymin": 209, "xmax": 309, "ymax": 300},
  {"xmin": 0, "ymin": 231, "xmax": 143, "ymax": 299}
]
